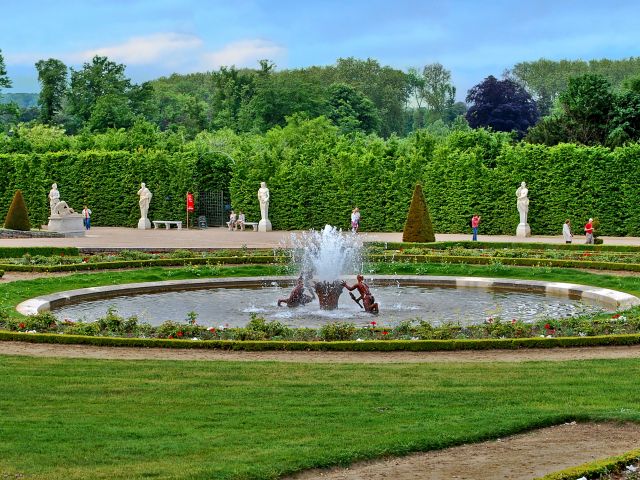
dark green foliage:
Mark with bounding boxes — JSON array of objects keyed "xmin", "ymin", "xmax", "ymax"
[
  {"xmin": 3, "ymin": 190, "xmax": 31, "ymax": 231},
  {"xmin": 35, "ymin": 58, "xmax": 67, "ymax": 124},
  {"xmin": 0, "ymin": 247, "xmax": 78, "ymax": 258},
  {"xmin": 402, "ymin": 184, "xmax": 435, "ymax": 242}
]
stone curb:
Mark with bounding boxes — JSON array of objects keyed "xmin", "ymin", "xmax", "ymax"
[{"xmin": 16, "ymin": 276, "xmax": 640, "ymax": 316}]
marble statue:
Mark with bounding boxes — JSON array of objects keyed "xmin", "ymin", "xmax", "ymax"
[
  {"xmin": 257, "ymin": 181, "xmax": 272, "ymax": 232},
  {"xmin": 137, "ymin": 182, "xmax": 153, "ymax": 229},
  {"xmin": 515, "ymin": 181, "xmax": 531, "ymax": 237},
  {"xmin": 258, "ymin": 182, "xmax": 270, "ymax": 221},
  {"xmin": 48, "ymin": 183, "xmax": 60, "ymax": 216},
  {"xmin": 46, "ymin": 183, "xmax": 84, "ymax": 235},
  {"xmin": 516, "ymin": 181, "xmax": 529, "ymax": 224}
]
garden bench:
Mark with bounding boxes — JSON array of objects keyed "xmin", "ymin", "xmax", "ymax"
[
  {"xmin": 152, "ymin": 220, "xmax": 182, "ymax": 230},
  {"xmin": 226, "ymin": 221, "xmax": 259, "ymax": 231}
]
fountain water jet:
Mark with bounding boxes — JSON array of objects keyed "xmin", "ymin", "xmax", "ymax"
[{"xmin": 290, "ymin": 225, "xmax": 363, "ymax": 310}]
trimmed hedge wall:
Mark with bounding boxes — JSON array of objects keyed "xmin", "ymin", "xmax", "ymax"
[
  {"xmin": 3, "ymin": 122, "xmax": 640, "ymax": 235},
  {"xmin": 2, "ymin": 331, "xmax": 640, "ymax": 351}
]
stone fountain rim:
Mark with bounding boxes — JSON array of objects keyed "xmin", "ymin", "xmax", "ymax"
[{"xmin": 16, "ymin": 275, "xmax": 640, "ymax": 316}]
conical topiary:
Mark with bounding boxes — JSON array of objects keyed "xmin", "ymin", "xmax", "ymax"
[
  {"xmin": 402, "ymin": 183, "xmax": 435, "ymax": 243},
  {"xmin": 4, "ymin": 190, "xmax": 31, "ymax": 231}
]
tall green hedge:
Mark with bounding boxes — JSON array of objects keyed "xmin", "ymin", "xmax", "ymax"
[
  {"xmin": 0, "ymin": 150, "xmax": 229, "ymax": 227},
  {"xmin": 1, "ymin": 119, "xmax": 640, "ymax": 235}
]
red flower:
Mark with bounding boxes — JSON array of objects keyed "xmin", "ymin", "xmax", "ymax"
[
  {"xmin": 371, "ymin": 321, "xmax": 377, "ymax": 326},
  {"xmin": 549, "ymin": 329, "xmax": 556, "ymax": 335},
  {"xmin": 207, "ymin": 327, "xmax": 216, "ymax": 333},
  {"xmin": 544, "ymin": 323, "xmax": 551, "ymax": 330},
  {"xmin": 612, "ymin": 314, "xmax": 621, "ymax": 319},
  {"xmin": 177, "ymin": 331, "xmax": 184, "ymax": 337},
  {"xmin": 18, "ymin": 322, "xmax": 25, "ymax": 329},
  {"xmin": 382, "ymin": 330, "xmax": 388, "ymax": 335},
  {"xmin": 168, "ymin": 335, "xmax": 173, "ymax": 339}
]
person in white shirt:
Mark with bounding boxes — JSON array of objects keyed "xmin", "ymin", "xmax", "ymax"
[
  {"xmin": 81, "ymin": 205, "xmax": 92, "ymax": 230},
  {"xmin": 236, "ymin": 211, "xmax": 246, "ymax": 231},
  {"xmin": 228, "ymin": 211, "xmax": 237, "ymax": 231},
  {"xmin": 562, "ymin": 219, "xmax": 572, "ymax": 244}
]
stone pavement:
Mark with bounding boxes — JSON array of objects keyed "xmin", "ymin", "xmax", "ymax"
[{"xmin": 1, "ymin": 227, "xmax": 639, "ymax": 249}]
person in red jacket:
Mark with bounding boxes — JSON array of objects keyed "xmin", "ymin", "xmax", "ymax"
[{"xmin": 584, "ymin": 218, "xmax": 594, "ymax": 244}]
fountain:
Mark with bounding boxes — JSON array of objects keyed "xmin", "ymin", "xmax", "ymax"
[{"xmin": 290, "ymin": 225, "xmax": 363, "ymax": 310}]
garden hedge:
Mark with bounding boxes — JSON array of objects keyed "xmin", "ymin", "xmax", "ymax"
[
  {"xmin": 538, "ymin": 448, "xmax": 640, "ymax": 480},
  {"xmin": 0, "ymin": 255, "xmax": 287, "ymax": 272},
  {"xmin": 0, "ymin": 247, "xmax": 80, "ymax": 258},
  {"xmin": 371, "ymin": 241, "xmax": 640, "ymax": 252},
  {"xmin": 3, "ymin": 123, "xmax": 640, "ymax": 235},
  {"xmin": 369, "ymin": 254, "xmax": 640, "ymax": 272},
  {"xmin": 2, "ymin": 331, "xmax": 640, "ymax": 351}
]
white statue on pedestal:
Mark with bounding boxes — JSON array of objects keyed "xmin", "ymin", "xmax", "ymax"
[
  {"xmin": 48, "ymin": 183, "xmax": 60, "ymax": 215},
  {"xmin": 516, "ymin": 181, "xmax": 531, "ymax": 237},
  {"xmin": 137, "ymin": 182, "xmax": 153, "ymax": 229},
  {"xmin": 257, "ymin": 181, "xmax": 272, "ymax": 232},
  {"xmin": 47, "ymin": 183, "xmax": 84, "ymax": 235}
]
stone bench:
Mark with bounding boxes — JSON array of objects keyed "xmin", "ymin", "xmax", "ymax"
[
  {"xmin": 153, "ymin": 220, "xmax": 182, "ymax": 230},
  {"xmin": 226, "ymin": 221, "xmax": 259, "ymax": 231}
]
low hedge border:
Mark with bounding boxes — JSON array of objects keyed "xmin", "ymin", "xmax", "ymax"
[
  {"xmin": 2, "ymin": 331, "xmax": 640, "ymax": 351},
  {"xmin": 1, "ymin": 253, "xmax": 637, "ymax": 273},
  {"xmin": 0, "ymin": 255, "xmax": 288, "ymax": 272},
  {"xmin": 537, "ymin": 447, "xmax": 640, "ymax": 480},
  {"xmin": 370, "ymin": 254, "xmax": 640, "ymax": 272},
  {"xmin": 0, "ymin": 246, "xmax": 80, "ymax": 258},
  {"xmin": 370, "ymin": 241, "xmax": 640, "ymax": 253}
]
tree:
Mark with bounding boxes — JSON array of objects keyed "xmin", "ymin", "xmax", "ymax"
[
  {"xmin": 466, "ymin": 75, "xmax": 539, "ymax": 137},
  {"xmin": 4, "ymin": 190, "xmax": 31, "ymax": 231},
  {"xmin": 402, "ymin": 183, "xmax": 435, "ymax": 242},
  {"xmin": 420, "ymin": 63, "xmax": 456, "ymax": 121},
  {"xmin": 35, "ymin": 58, "xmax": 67, "ymax": 124},
  {"xmin": 557, "ymin": 74, "xmax": 613, "ymax": 145},
  {"xmin": 0, "ymin": 49, "xmax": 11, "ymax": 90},
  {"xmin": 326, "ymin": 83, "xmax": 380, "ymax": 134},
  {"xmin": 66, "ymin": 56, "xmax": 137, "ymax": 130}
]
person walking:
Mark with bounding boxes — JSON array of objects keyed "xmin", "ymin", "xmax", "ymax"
[
  {"xmin": 584, "ymin": 218, "xmax": 594, "ymax": 244},
  {"xmin": 81, "ymin": 205, "xmax": 92, "ymax": 230},
  {"xmin": 351, "ymin": 207, "xmax": 360, "ymax": 233},
  {"xmin": 562, "ymin": 219, "xmax": 573, "ymax": 244},
  {"xmin": 471, "ymin": 214, "xmax": 481, "ymax": 241}
]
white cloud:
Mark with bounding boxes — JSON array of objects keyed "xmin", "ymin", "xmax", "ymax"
[
  {"xmin": 201, "ymin": 39, "xmax": 286, "ymax": 69},
  {"xmin": 70, "ymin": 33, "xmax": 203, "ymax": 65}
]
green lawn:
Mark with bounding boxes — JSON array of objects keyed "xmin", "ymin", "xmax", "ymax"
[{"xmin": 1, "ymin": 355, "xmax": 639, "ymax": 479}]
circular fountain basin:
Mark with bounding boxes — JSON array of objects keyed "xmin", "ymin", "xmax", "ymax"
[{"xmin": 17, "ymin": 276, "xmax": 639, "ymax": 328}]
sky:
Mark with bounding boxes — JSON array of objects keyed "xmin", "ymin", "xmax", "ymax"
[{"xmin": 2, "ymin": 0, "xmax": 640, "ymax": 99}]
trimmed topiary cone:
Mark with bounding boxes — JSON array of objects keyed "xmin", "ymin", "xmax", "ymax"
[
  {"xmin": 4, "ymin": 190, "xmax": 31, "ymax": 231},
  {"xmin": 402, "ymin": 183, "xmax": 435, "ymax": 243}
]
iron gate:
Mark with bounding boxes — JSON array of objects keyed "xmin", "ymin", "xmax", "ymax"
[{"xmin": 196, "ymin": 191, "xmax": 227, "ymax": 227}]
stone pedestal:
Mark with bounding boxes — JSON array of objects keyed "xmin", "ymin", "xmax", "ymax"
[
  {"xmin": 47, "ymin": 214, "xmax": 85, "ymax": 236},
  {"xmin": 138, "ymin": 218, "xmax": 151, "ymax": 230},
  {"xmin": 258, "ymin": 219, "xmax": 272, "ymax": 232},
  {"xmin": 516, "ymin": 223, "xmax": 531, "ymax": 238}
]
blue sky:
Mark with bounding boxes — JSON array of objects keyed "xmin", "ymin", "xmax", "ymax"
[{"xmin": 2, "ymin": 0, "xmax": 640, "ymax": 98}]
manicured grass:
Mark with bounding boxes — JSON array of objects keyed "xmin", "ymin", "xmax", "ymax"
[{"xmin": 0, "ymin": 356, "xmax": 639, "ymax": 479}]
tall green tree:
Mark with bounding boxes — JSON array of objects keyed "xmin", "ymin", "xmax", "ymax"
[
  {"xmin": 326, "ymin": 83, "xmax": 380, "ymax": 134},
  {"xmin": 35, "ymin": 58, "xmax": 67, "ymax": 124},
  {"xmin": 0, "ymin": 48, "xmax": 10, "ymax": 90},
  {"xmin": 420, "ymin": 63, "xmax": 456, "ymax": 122},
  {"xmin": 65, "ymin": 55, "xmax": 151, "ymax": 131}
]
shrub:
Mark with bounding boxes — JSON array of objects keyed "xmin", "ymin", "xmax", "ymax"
[
  {"xmin": 319, "ymin": 322, "xmax": 357, "ymax": 341},
  {"xmin": 402, "ymin": 183, "xmax": 435, "ymax": 243},
  {"xmin": 3, "ymin": 190, "xmax": 31, "ymax": 231}
]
